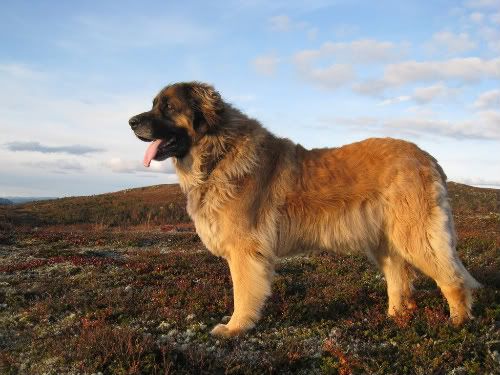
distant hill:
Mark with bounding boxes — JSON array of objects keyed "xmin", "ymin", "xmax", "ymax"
[
  {"xmin": 0, "ymin": 198, "xmax": 13, "ymax": 206},
  {"xmin": 0, "ymin": 184, "xmax": 188, "ymax": 227},
  {"xmin": 0, "ymin": 182, "xmax": 497, "ymax": 229},
  {"xmin": 2, "ymin": 196, "xmax": 57, "ymax": 204}
]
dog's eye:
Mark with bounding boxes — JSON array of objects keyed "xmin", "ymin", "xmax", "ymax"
[{"xmin": 166, "ymin": 103, "xmax": 175, "ymax": 112}]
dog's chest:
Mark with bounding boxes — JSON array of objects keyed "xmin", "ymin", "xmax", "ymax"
[
  {"xmin": 192, "ymin": 212, "xmax": 227, "ymax": 258},
  {"xmin": 187, "ymin": 192, "xmax": 228, "ymax": 258}
]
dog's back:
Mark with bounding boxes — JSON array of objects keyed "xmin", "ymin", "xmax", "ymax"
[{"xmin": 276, "ymin": 137, "xmax": 480, "ymax": 324}]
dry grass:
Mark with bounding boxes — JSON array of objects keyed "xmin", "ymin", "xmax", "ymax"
[{"xmin": 0, "ymin": 182, "xmax": 498, "ymax": 374}]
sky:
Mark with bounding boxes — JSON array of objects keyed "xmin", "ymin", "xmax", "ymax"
[{"xmin": 1, "ymin": 0, "xmax": 499, "ymax": 197}]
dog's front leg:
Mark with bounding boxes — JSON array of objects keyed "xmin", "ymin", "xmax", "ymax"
[{"xmin": 211, "ymin": 250, "xmax": 274, "ymax": 338}]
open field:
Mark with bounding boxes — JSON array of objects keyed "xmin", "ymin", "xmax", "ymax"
[{"xmin": 0, "ymin": 183, "xmax": 499, "ymax": 374}]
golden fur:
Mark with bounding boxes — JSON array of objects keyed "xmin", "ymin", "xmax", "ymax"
[{"xmin": 136, "ymin": 82, "xmax": 480, "ymax": 337}]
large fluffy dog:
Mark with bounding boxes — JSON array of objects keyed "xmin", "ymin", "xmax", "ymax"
[{"xmin": 129, "ymin": 81, "xmax": 480, "ymax": 337}]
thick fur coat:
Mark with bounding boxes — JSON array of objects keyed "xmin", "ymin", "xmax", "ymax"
[{"xmin": 129, "ymin": 82, "xmax": 480, "ymax": 337}]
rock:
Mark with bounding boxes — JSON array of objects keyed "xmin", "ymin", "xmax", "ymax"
[
  {"xmin": 448, "ymin": 367, "xmax": 467, "ymax": 375},
  {"xmin": 158, "ymin": 321, "xmax": 171, "ymax": 330}
]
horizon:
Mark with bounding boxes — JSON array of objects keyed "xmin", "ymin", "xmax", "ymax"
[
  {"xmin": 1, "ymin": 180, "xmax": 498, "ymax": 201},
  {"xmin": 1, "ymin": 0, "xmax": 500, "ymax": 196}
]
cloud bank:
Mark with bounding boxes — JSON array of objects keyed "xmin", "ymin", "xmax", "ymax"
[{"xmin": 5, "ymin": 141, "xmax": 104, "ymax": 155}]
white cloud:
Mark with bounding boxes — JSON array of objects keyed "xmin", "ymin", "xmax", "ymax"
[
  {"xmin": 4, "ymin": 141, "xmax": 104, "ymax": 155},
  {"xmin": 477, "ymin": 25, "xmax": 500, "ymax": 52},
  {"xmin": 269, "ymin": 15, "xmax": 291, "ymax": 31},
  {"xmin": 298, "ymin": 64, "xmax": 355, "ymax": 90},
  {"xmin": 491, "ymin": 12, "xmax": 500, "ymax": 23},
  {"xmin": 426, "ymin": 31, "xmax": 476, "ymax": 54},
  {"xmin": 252, "ymin": 54, "xmax": 280, "ymax": 76},
  {"xmin": 268, "ymin": 14, "xmax": 319, "ymax": 40},
  {"xmin": 465, "ymin": 0, "xmax": 500, "ymax": 8},
  {"xmin": 455, "ymin": 177, "xmax": 500, "ymax": 188},
  {"xmin": 294, "ymin": 39, "xmax": 406, "ymax": 65},
  {"xmin": 0, "ymin": 60, "xmax": 178, "ymax": 196},
  {"xmin": 318, "ymin": 110, "xmax": 500, "ymax": 140},
  {"xmin": 469, "ymin": 12, "xmax": 484, "ymax": 22},
  {"xmin": 352, "ymin": 80, "xmax": 389, "ymax": 97},
  {"xmin": 476, "ymin": 109, "xmax": 500, "ymax": 135},
  {"xmin": 379, "ymin": 83, "xmax": 458, "ymax": 106},
  {"xmin": 379, "ymin": 96, "xmax": 411, "ymax": 106},
  {"xmin": 355, "ymin": 57, "xmax": 500, "ymax": 95},
  {"xmin": 473, "ymin": 89, "xmax": 500, "ymax": 109},
  {"xmin": 386, "ymin": 57, "xmax": 500, "ymax": 84},
  {"xmin": 412, "ymin": 83, "xmax": 458, "ymax": 104},
  {"xmin": 0, "ymin": 62, "xmax": 149, "ymax": 151},
  {"xmin": 104, "ymin": 158, "xmax": 175, "ymax": 174},
  {"xmin": 293, "ymin": 39, "xmax": 406, "ymax": 90},
  {"xmin": 22, "ymin": 160, "xmax": 85, "ymax": 173}
]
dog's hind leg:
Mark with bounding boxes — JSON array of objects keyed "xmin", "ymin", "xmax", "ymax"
[
  {"xmin": 415, "ymin": 203, "xmax": 480, "ymax": 325},
  {"xmin": 380, "ymin": 254, "xmax": 416, "ymax": 316},
  {"xmin": 211, "ymin": 248, "xmax": 274, "ymax": 337},
  {"xmin": 386, "ymin": 179, "xmax": 480, "ymax": 325},
  {"xmin": 373, "ymin": 241, "xmax": 416, "ymax": 316}
]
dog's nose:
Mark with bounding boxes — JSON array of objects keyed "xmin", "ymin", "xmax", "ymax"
[{"xmin": 129, "ymin": 116, "xmax": 140, "ymax": 129}]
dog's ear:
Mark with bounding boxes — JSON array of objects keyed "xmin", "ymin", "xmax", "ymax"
[{"xmin": 189, "ymin": 82, "xmax": 224, "ymax": 131}]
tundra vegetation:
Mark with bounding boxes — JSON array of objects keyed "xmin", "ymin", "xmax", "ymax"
[{"xmin": 0, "ymin": 183, "xmax": 499, "ymax": 374}]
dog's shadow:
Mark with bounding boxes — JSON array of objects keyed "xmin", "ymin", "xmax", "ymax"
[{"xmin": 263, "ymin": 255, "xmax": 383, "ymax": 326}]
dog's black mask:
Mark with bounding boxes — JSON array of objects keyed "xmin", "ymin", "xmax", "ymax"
[{"xmin": 128, "ymin": 110, "xmax": 191, "ymax": 162}]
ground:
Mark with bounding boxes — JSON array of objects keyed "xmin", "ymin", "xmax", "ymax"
[{"xmin": 0, "ymin": 183, "xmax": 499, "ymax": 374}]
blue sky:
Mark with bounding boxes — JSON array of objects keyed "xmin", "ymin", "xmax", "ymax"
[{"xmin": 1, "ymin": 0, "xmax": 499, "ymax": 197}]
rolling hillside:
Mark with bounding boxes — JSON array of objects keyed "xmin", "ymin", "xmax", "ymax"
[
  {"xmin": 0, "ymin": 184, "xmax": 189, "ymax": 228},
  {"xmin": 0, "ymin": 182, "xmax": 499, "ymax": 373},
  {"xmin": 0, "ymin": 182, "xmax": 498, "ymax": 229}
]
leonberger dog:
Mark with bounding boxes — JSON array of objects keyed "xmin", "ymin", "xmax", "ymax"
[{"xmin": 129, "ymin": 81, "xmax": 480, "ymax": 337}]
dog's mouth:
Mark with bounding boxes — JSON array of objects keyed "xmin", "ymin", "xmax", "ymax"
[{"xmin": 143, "ymin": 137, "xmax": 177, "ymax": 167}]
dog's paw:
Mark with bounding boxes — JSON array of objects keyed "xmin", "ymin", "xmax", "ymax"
[{"xmin": 210, "ymin": 323, "xmax": 240, "ymax": 338}]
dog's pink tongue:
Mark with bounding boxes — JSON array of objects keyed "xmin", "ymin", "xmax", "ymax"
[{"xmin": 143, "ymin": 139, "xmax": 164, "ymax": 167}]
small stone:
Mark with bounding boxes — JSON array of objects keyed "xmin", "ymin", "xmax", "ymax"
[
  {"xmin": 158, "ymin": 321, "xmax": 171, "ymax": 330},
  {"xmin": 448, "ymin": 367, "xmax": 467, "ymax": 375},
  {"xmin": 167, "ymin": 329, "xmax": 178, "ymax": 337},
  {"xmin": 124, "ymin": 285, "xmax": 132, "ymax": 291},
  {"xmin": 186, "ymin": 314, "xmax": 195, "ymax": 321}
]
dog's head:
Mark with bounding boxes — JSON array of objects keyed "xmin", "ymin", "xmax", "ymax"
[{"xmin": 128, "ymin": 81, "xmax": 224, "ymax": 166}]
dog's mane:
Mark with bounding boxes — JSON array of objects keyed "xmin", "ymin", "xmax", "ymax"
[{"xmin": 173, "ymin": 104, "xmax": 271, "ymax": 195}]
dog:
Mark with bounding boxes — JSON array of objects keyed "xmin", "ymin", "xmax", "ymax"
[{"xmin": 129, "ymin": 81, "xmax": 480, "ymax": 337}]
